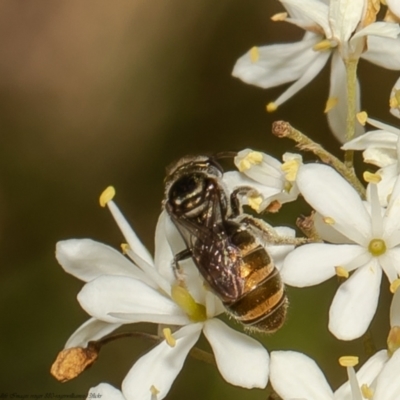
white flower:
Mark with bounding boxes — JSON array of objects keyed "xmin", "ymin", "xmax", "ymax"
[
  {"xmin": 222, "ymin": 149, "xmax": 301, "ymax": 212},
  {"xmin": 282, "ymin": 163, "xmax": 400, "ymax": 340},
  {"xmin": 342, "ymin": 115, "xmax": 400, "ymax": 206},
  {"xmin": 232, "ymin": 0, "xmax": 400, "ymax": 142},
  {"xmin": 270, "ymin": 350, "xmax": 399, "ymax": 400},
  {"xmin": 56, "ymin": 188, "xmax": 270, "ymax": 400}
]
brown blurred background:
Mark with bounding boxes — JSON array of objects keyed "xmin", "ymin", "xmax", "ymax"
[{"xmin": 0, "ymin": 1, "xmax": 396, "ymax": 398}]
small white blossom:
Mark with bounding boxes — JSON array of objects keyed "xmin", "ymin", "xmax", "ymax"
[
  {"xmin": 270, "ymin": 350, "xmax": 398, "ymax": 400},
  {"xmin": 342, "ymin": 115, "xmax": 400, "ymax": 206},
  {"xmin": 222, "ymin": 149, "xmax": 301, "ymax": 212},
  {"xmin": 232, "ymin": 0, "xmax": 400, "ymax": 142},
  {"xmin": 282, "ymin": 163, "xmax": 400, "ymax": 340},
  {"xmin": 57, "ymin": 189, "xmax": 272, "ymax": 400}
]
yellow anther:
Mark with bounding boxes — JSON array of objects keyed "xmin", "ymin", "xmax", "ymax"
[
  {"xmin": 368, "ymin": 238, "xmax": 386, "ymax": 256},
  {"xmin": 390, "ymin": 278, "xmax": 400, "ymax": 293},
  {"xmin": 324, "ymin": 97, "xmax": 338, "ymax": 113},
  {"xmin": 387, "ymin": 326, "xmax": 400, "ymax": 355},
  {"xmin": 271, "ymin": 12, "xmax": 287, "ymax": 21},
  {"xmin": 323, "ymin": 216, "xmax": 335, "ymax": 225},
  {"xmin": 281, "ymin": 159, "xmax": 300, "ymax": 182},
  {"xmin": 171, "ymin": 285, "xmax": 207, "ymax": 322},
  {"xmin": 162, "ymin": 328, "xmax": 176, "ymax": 347},
  {"xmin": 121, "ymin": 243, "xmax": 130, "ymax": 254},
  {"xmin": 361, "ymin": 384, "xmax": 374, "ymax": 399},
  {"xmin": 150, "ymin": 385, "xmax": 160, "ymax": 395},
  {"xmin": 339, "ymin": 356, "xmax": 359, "ymax": 367},
  {"xmin": 335, "ymin": 266, "xmax": 349, "ymax": 279},
  {"xmin": 363, "ymin": 171, "xmax": 381, "ymax": 184},
  {"xmin": 248, "ymin": 195, "xmax": 263, "ymax": 212},
  {"xmin": 390, "ymin": 96, "xmax": 399, "ymax": 109},
  {"xmin": 238, "ymin": 151, "xmax": 263, "ymax": 172},
  {"xmin": 313, "ymin": 39, "xmax": 333, "ymax": 51},
  {"xmin": 390, "ymin": 89, "xmax": 400, "ymax": 109},
  {"xmin": 266, "ymin": 102, "xmax": 278, "ymax": 113},
  {"xmin": 356, "ymin": 111, "xmax": 368, "ymax": 125},
  {"xmin": 250, "ymin": 46, "xmax": 259, "ymax": 63},
  {"xmin": 99, "ymin": 186, "xmax": 115, "ymax": 207}
]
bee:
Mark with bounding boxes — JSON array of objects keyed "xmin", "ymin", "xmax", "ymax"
[{"xmin": 163, "ymin": 155, "xmax": 288, "ymax": 333}]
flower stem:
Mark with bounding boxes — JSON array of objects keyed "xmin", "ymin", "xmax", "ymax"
[
  {"xmin": 272, "ymin": 121, "xmax": 366, "ymax": 198},
  {"xmin": 344, "ymin": 58, "xmax": 359, "ymax": 168}
]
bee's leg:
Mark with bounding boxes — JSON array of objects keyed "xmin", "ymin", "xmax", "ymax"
[
  {"xmin": 172, "ymin": 248, "xmax": 192, "ymax": 281},
  {"xmin": 238, "ymin": 215, "xmax": 311, "ymax": 246},
  {"xmin": 230, "ymin": 186, "xmax": 258, "ymax": 217}
]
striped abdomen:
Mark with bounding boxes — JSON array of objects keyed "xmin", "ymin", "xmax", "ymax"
[{"xmin": 224, "ymin": 226, "xmax": 287, "ymax": 333}]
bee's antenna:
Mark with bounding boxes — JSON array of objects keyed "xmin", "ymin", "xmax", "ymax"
[{"xmin": 214, "ymin": 151, "xmax": 237, "ymax": 160}]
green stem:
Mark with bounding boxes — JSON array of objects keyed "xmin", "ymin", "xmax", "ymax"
[{"xmin": 344, "ymin": 58, "xmax": 359, "ymax": 168}]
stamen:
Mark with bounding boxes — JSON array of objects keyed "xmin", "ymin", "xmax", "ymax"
[
  {"xmin": 281, "ymin": 159, "xmax": 300, "ymax": 182},
  {"xmin": 150, "ymin": 385, "xmax": 160, "ymax": 398},
  {"xmin": 390, "ymin": 88, "xmax": 400, "ymax": 109},
  {"xmin": 99, "ymin": 186, "xmax": 116, "ymax": 207},
  {"xmin": 339, "ymin": 356, "xmax": 359, "ymax": 367},
  {"xmin": 250, "ymin": 46, "xmax": 259, "ymax": 63},
  {"xmin": 363, "ymin": 171, "xmax": 381, "ymax": 184},
  {"xmin": 335, "ymin": 266, "xmax": 349, "ymax": 279},
  {"xmin": 356, "ymin": 111, "xmax": 368, "ymax": 125},
  {"xmin": 238, "ymin": 151, "xmax": 263, "ymax": 172},
  {"xmin": 368, "ymin": 182, "xmax": 383, "ymax": 238},
  {"xmin": 324, "ymin": 97, "xmax": 338, "ymax": 113},
  {"xmin": 120, "ymin": 243, "xmax": 129, "ymax": 254},
  {"xmin": 248, "ymin": 194, "xmax": 262, "ymax": 212},
  {"xmin": 271, "ymin": 12, "xmax": 287, "ymax": 21},
  {"xmin": 162, "ymin": 328, "xmax": 176, "ymax": 347},
  {"xmin": 361, "ymin": 384, "xmax": 374, "ymax": 399},
  {"xmin": 390, "ymin": 279, "xmax": 400, "ymax": 293},
  {"xmin": 368, "ymin": 238, "xmax": 386, "ymax": 256},
  {"xmin": 313, "ymin": 39, "xmax": 333, "ymax": 51},
  {"xmin": 323, "ymin": 216, "xmax": 335, "ymax": 225},
  {"xmin": 387, "ymin": 326, "xmax": 400, "ymax": 355},
  {"xmin": 266, "ymin": 102, "xmax": 278, "ymax": 113},
  {"xmin": 171, "ymin": 285, "xmax": 207, "ymax": 322}
]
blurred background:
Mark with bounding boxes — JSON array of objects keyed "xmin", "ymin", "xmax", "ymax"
[{"xmin": 0, "ymin": 0, "xmax": 397, "ymax": 398}]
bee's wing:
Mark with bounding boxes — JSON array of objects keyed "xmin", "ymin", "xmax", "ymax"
[{"xmin": 168, "ymin": 188, "xmax": 244, "ymax": 302}]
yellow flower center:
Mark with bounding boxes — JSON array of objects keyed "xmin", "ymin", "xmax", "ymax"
[
  {"xmin": 171, "ymin": 285, "xmax": 207, "ymax": 322},
  {"xmin": 368, "ymin": 238, "xmax": 386, "ymax": 256}
]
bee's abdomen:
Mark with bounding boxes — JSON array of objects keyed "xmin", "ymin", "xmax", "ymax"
[{"xmin": 224, "ymin": 237, "xmax": 287, "ymax": 333}]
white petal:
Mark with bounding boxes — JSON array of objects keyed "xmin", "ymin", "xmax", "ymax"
[
  {"xmin": 296, "ymin": 164, "xmax": 371, "ymax": 245},
  {"xmin": 77, "ymin": 275, "xmax": 189, "ymax": 325},
  {"xmin": 387, "ymin": 0, "xmax": 400, "ymax": 19},
  {"xmin": 223, "ymin": 171, "xmax": 282, "ymax": 200},
  {"xmin": 280, "ymin": 0, "xmax": 331, "ymax": 36},
  {"xmin": 232, "ymin": 34, "xmax": 323, "ymax": 89},
  {"xmin": 154, "ymin": 211, "xmax": 177, "ymax": 284},
  {"xmin": 374, "ymin": 349, "xmax": 400, "ymax": 399},
  {"xmin": 282, "ymin": 243, "xmax": 366, "ymax": 286},
  {"xmin": 341, "ymin": 130, "xmax": 398, "ymax": 151},
  {"xmin": 378, "ymin": 250, "xmax": 399, "ymax": 284},
  {"xmin": 107, "ymin": 201, "xmax": 154, "ymax": 267},
  {"xmin": 383, "ymin": 173, "xmax": 400, "ymax": 239},
  {"xmin": 363, "ymin": 148, "xmax": 398, "ymax": 167},
  {"xmin": 329, "ymin": 261, "xmax": 382, "ymax": 340},
  {"xmin": 362, "ymin": 36, "xmax": 400, "ymax": 70},
  {"xmin": 273, "ymin": 48, "xmax": 330, "ymax": 106},
  {"xmin": 327, "ymin": 52, "xmax": 363, "ymax": 143},
  {"xmin": 56, "ymin": 239, "xmax": 150, "ymax": 283},
  {"xmin": 314, "ymin": 212, "xmax": 355, "ymax": 243},
  {"xmin": 122, "ymin": 326, "xmax": 201, "ymax": 400},
  {"xmin": 352, "ymin": 21, "xmax": 400, "ymax": 41},
  {"xmin": 329, "ymin": 0, "xmax": 364, "ymax": 42},
  {"xmin": 65, "ymin": 317, "xmax": 121, "ymax": 348},
  {"xmin": 203, "ymin": 319, "xmax": 269, "ymax": 388},
  {"xmin": 87, "ymin": 383, "xmax": 125, "ymax": 400},
  {"xmin": 270, "ymin": 351, "xmax": 333, "ymax": 400}
]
